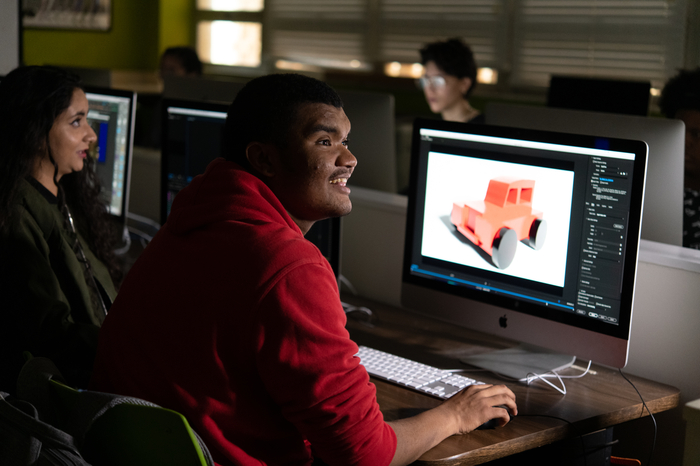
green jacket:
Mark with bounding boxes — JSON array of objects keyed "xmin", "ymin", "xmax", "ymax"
[{"xmin": 0, "ymin": 179, "xmax": 117, "ymax": 393}]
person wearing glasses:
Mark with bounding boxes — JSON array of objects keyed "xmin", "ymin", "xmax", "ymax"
[
  {"xmin": 659, "ymin": 67, "xmax": 700, "ymax": 249},
  {"xmin": 417, "ymin": 38, "xmax": 484, "ymax": 124},
  {"xmin": 0, "ymin": 66, "xmax": 120, "ymax": 394}
]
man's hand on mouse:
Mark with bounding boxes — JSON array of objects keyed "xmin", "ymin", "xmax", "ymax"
[{"xmin": 436, "ymin": 383, "xmax": 517, "ymax": 434}]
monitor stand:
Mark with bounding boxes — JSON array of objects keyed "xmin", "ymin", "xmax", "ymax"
[{"xmin": 460, "ymin": 343, "xmax": 576, "ymax": 381}]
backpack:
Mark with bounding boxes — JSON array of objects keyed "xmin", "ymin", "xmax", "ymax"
[
  {"xmin": 0, "ymin": 357, "xmax": 215, "ymax": 466},
  {"xmin": 0, "ymin": 390, "xmax": 89, "ymax": 465}
]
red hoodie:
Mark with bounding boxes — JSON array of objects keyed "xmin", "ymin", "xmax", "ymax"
[{"xmin": 90, "ymin": 159, "xmax": 396, "ymax": 466}]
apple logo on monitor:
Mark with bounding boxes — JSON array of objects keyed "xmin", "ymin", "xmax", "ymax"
[{"xmin": 499, "ymin": 315, "xmax": 508, "ymax": 328}]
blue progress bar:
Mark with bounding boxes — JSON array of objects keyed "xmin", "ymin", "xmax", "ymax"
[{"xmin": 411, "ymin": 265, "xmax": 573, "ymax": 311}]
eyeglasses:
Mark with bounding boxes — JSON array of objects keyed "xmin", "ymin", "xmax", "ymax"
[{"xmin": 416, "ymin": 75, "xmax": 447, "ymax": 90}]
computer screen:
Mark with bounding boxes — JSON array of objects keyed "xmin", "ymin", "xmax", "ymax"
[
  {"xmin": 160, "ymin": 99, "xmax": 229, "ymax": 224},
  {"xmin": 547, "ymin": 75, "xmax": 651, "ymax": 116},
  {"xmin": 161, "ymin": 98, "xmax": 342, "ymax": 278},
  {"xmin": 84, "ymin": 86, "xmax": 136, "ymax": 225},
  {"xmin": 402, "ymin": 118, "xmax": 647, "ymax": 370},
  {"xmin": 485, "ymin": 103, "xmax": 685, "ymax": 246}
]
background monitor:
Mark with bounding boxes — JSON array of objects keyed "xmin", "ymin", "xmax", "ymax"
[
  {"xmin": 163, "ymin": 75, "xmax": 246, "ymax": 104},
  {"xmin": 161, "ymin": 98, "xmax": 342, "ymax": 278},
  {"xmin": 84, "ymin": 86, "xmax": 137, "ymax": 226},
  {"xmin": 0, "ymin": 0, "xmax": 20, "ymax": 76},
  {"xmin": 63, "ymin": 66, "xmax": 112, "ymax": 88},
  {"xmin": 485, "ymin": 103, "xmax": 685, "ymax": 246},
  {"xmin": 160, "ymin": 99, "xmax": 229, "ymax": 224},
  {"xmin": 547, "ymin": 75, "xmax": 651, "ymax": 116},
  {"xmin": 402, "ymin": 118, "xmax": 647, "ymax": 371},
  {"xmin": 336, "ymin": 90, "xmax": 397, "ymax": 193}
]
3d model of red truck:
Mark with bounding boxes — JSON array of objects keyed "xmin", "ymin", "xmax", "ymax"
[{"xmin": 450, "ymin": 177, "xmax": 547, "ymax": 269}]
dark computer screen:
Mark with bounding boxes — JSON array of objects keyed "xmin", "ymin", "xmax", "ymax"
[
  {"xmin": 402, "ymin": 119, "xmax": 647, "ymax": 369},
  {"xmin": 84, "ymin": 86, "xmax": 136, "ymax": 224},
  {"xmin": 547, "ymin": 75, "xmax": 651, "ymax": 116},
  {"xmin": 160, "ymin": 99, "xmax": 229, "ymax": 224},
  {"xmin": 161, "ymin": 99, "xmax": 342, "ymax": 278}
]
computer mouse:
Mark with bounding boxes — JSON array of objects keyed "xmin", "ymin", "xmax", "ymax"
[{"xmin": 476, "ymin": 405, "xmax": 514, "ymax": 430}]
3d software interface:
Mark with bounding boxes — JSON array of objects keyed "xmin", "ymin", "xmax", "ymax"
[
  {"xmin": 409, "ymin": 129, "xmax": 640, "ymax": 327},
  {"xmin": 86, "ymin": 93, "xmax": 131, "ymax": 217}
]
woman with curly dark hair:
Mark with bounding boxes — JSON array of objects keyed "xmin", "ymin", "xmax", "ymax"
[
  {"xmin": 418, "ymin": 38, "xmax": 483, "ymax": 123},
  {"xmin": 0, "ymin": 66, "xmax": 121, "ymax": 393}
]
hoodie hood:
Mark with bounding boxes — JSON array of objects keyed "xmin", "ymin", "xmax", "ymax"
[{"xmin": 165, "ymin": 158, "xmax": 301, "ymax": 237}]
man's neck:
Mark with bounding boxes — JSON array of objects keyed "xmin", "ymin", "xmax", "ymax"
[{"xmin": 289, "ymin": 212, "xmax": 314, "ymax": 236}]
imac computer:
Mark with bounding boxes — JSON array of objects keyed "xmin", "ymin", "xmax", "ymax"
[
  {"xmin": 401, "ymin": 118, "xmax": 647, "ymax": 374},
  {"xmin": 161, "ymin": 98, "xmax": 342, "ymax": 279},
  {"xmin": 84, "ymin": 86, "xmax": 137, "ymax": 227},
  {"xmin": 485, "ymin": 103, "xmax": 685, "ymax": 246},
  {"xmin": 336, "ymin": 90, "xmax": 398, "ymax": 193},
  {"xmin": 547, "ymin": 75, "xmax": 651, "ymax": 116}
]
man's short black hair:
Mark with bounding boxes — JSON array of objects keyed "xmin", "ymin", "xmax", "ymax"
[
  {"xmin": 162, "ymin": 46, "xmax": 203, "ymax": 76},
  {"xmin": 223, "ymin": 73, "xmax": 343, "ymax": 170},
  {"xmin": 420, "ymin": 38, "xmax": 478, "ymax": 98},
  {"xmin": 659, "ymin": 67, "xmax": 700, "ymax": 118}
]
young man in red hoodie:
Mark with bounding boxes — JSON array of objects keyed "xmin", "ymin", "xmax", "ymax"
[{"xmin": 90, "ymin": 73, "xmax": 516, "ymax": 466}]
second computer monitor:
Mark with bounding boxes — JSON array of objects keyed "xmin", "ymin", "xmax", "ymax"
[
  {"xmin": 84, "ymin": 86, "xmax": 137, "ymax": 226},
  {"xmin": 160, "ymin": 99, "xmax": 229, "ymax": 224}
]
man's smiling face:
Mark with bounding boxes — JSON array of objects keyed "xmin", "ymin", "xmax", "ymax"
[{"xmin": 266, "ymin": 102, "xmax": 356, "ymax": 233}]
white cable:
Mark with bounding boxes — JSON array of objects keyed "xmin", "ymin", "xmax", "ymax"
[{"xmin": 520, "ymin": 360, "xmax": 593, "ymax": 395}]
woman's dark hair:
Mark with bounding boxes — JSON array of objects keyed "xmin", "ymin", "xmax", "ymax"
[
  {"xmin": 420, "ymin": 38, "xmax": 478, "ymax": 98},
  {"xmin": 223, "ymin": 73, "xmax": 343, "ymax": 171},
  {"xmin": 659, "ymin": 67, "xmax": 700, "ymax": 118},
  {"xmin": 0, "ymin": 65, "xmax": 121, "ymax": 285},
  {"xmin": 162, "ymin": 46, "xmax": 203, "ymax": 76}
]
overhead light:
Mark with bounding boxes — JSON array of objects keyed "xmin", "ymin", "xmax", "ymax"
[{"xmin": 477, "ymin": 67, "xmax": 498, "ymax": 85}]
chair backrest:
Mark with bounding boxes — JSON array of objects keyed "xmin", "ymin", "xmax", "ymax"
[{"xmin": 15, "ymin": 357, "xmax": 214, "ymax": 466}]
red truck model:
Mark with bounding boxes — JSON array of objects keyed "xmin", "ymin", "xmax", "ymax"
[{"xmin": 450, "ymin": 177, "xmax": 547, "ymax": 269}]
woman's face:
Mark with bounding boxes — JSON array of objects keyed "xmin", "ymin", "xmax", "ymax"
[
  {"xmin": 47, "ymin": 88, "xmax": 97, "ymax": 180},
  {"xmin": 420, "ymin": 60, "xmax": 472, "ymax": 114}
]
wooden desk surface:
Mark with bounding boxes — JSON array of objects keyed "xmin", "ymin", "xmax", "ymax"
[{"xmin": 343, "ymin": 295, "xmax": 680, "ymax": 466}]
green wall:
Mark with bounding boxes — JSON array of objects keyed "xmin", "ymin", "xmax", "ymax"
[
  {"xmin": 158, "ymin": 0, "xmax": 193, "ymax": 57},
  {"xmin": 23, "ymin": 1, "xmax": 168, "ymax": 71}
]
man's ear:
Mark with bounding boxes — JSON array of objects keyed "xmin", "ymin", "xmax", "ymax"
[{"xmin": 245, "ymin": 142, "xmax": 278, "ymax": 177}]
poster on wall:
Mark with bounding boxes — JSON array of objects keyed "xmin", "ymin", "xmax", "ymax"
[{"xmin": 23, "ymin": 0, "xmax": 111, "ymax": 31}]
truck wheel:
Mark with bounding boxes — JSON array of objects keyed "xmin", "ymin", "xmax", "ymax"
[
  {"xmin": 524, "ymin": 218, "xmax": 547, "ymax": 250},
  {"xmin": 492, "ymin": 227, "xmax": 518, "ymax": 269}
]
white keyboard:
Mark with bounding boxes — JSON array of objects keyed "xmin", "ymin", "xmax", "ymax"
[{"xmin": 356, "ymin": 345, "xmax": 485, "ymax": 400}]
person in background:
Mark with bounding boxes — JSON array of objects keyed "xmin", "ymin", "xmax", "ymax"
[
  {"xmin": 90, "ymin": 73, "xmax": 517, "ymax": 466},
  {"xmin": 159, "ymin": 46, "xmax": 203, "ymax": 78},
  {"xmin": 0, "ymin": 66, "xmax": 120, "ymax": 394},
  {"xmin": 418, "ymin": 38, "xmax": 483, "ymax": 123},
  {"xmin": 134, "ymin": 46, "xmax": 204, "ymax": 148},
  {"xmin": 659, "ymin": 67, "xmax": 700, "ymax": 249}
]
